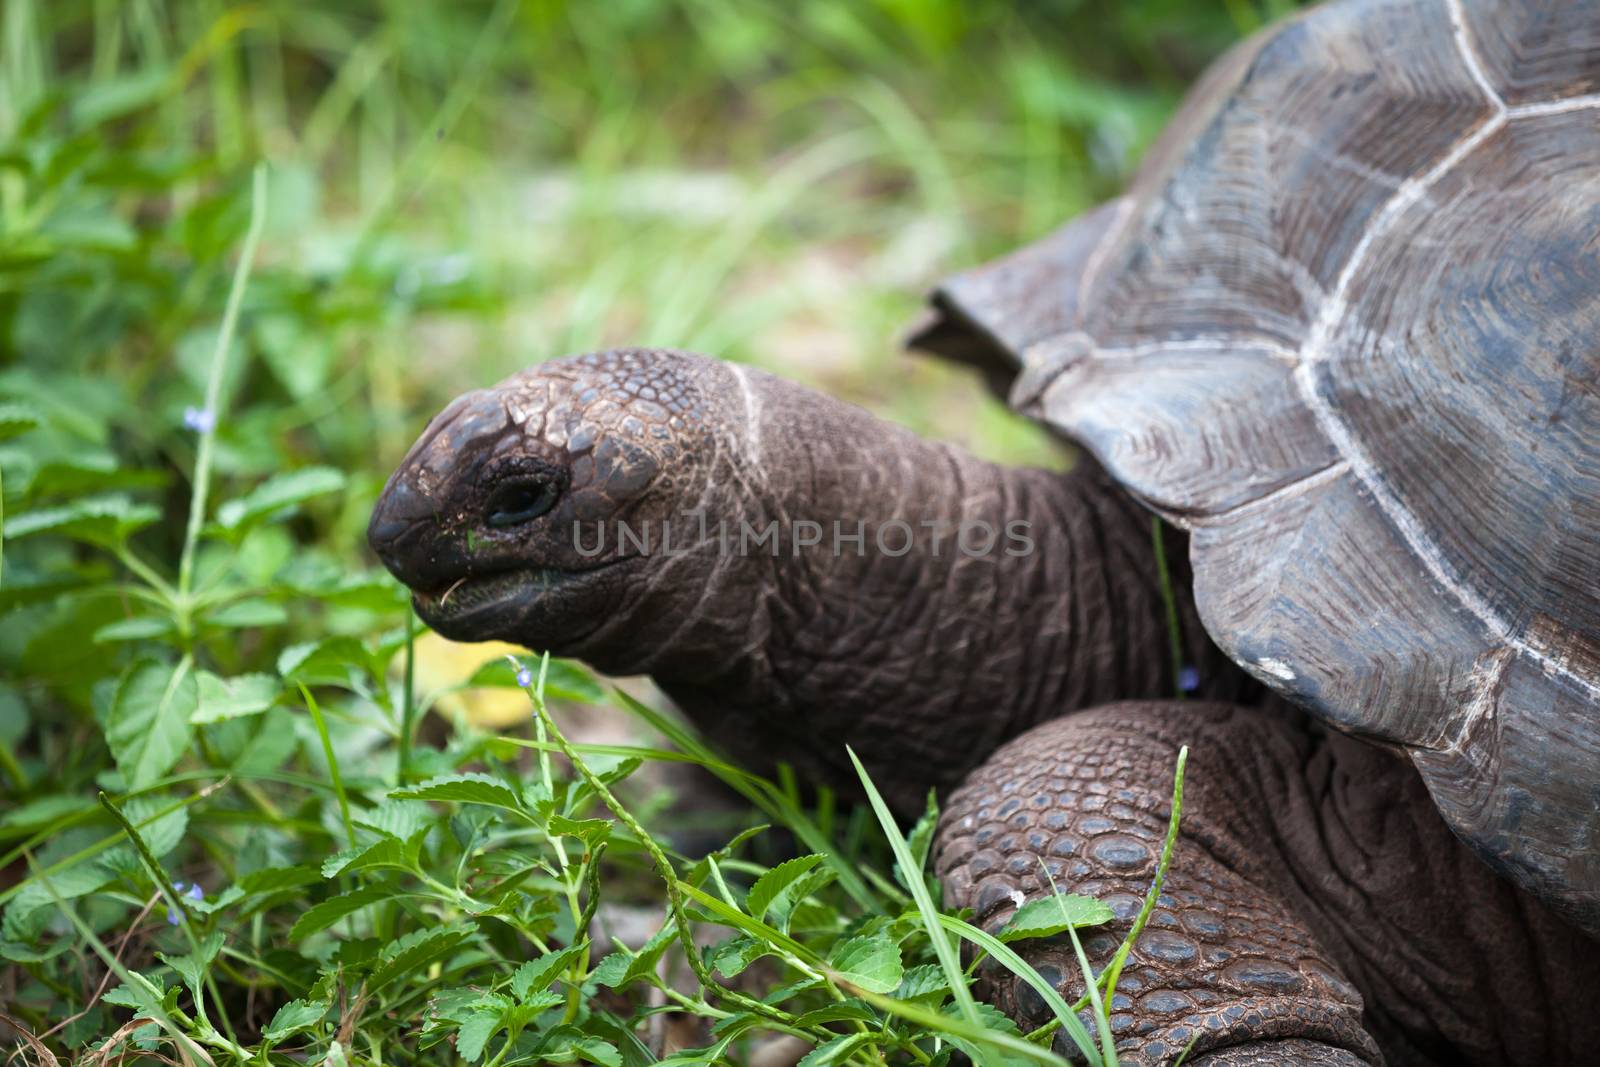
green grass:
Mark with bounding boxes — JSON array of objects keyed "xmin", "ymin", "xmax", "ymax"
[{"xmin": 0, "ymin": 0, "xmax": 1277, "ymax": 1061}]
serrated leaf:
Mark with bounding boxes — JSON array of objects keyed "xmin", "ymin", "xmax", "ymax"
[
  {"xmin": 794, "ymin": 999, "xmax": 877, "ymax": 1027},
  {"xmin": 455, "ymin": 1008, "xmax": 503, "ymax": 1062},
  {"xmin": 217, "ymin": 466, "xmax": 345, "ymax": 529},
  {"xmin": 391, "ymin": 773, "xmax": 522, "ymax": 812},
  {"xmin": 156, "ymin": 930, "xmax": 224, "ymax": 1004},
  {"xmin": 510, "ymin": 943, "xmax": 585, "ymax": 1000},
  {"xmin": 656, "ymin": 1037, "xmax": 734, "ymax": 1066},
  {"xmin": 770, "ymin": 866, "xmax": 836, "ymax": 933},
  {"xmin": 263, "ymin": 995, "xmax": 331, "ymax": 1042},
  {"xmin": 828, "ymin": 933, "xmax": 902, "ymax": 994},
  {"xmin": 711, "ymin": 935, "xmax": 770, "ymax": 979},
  {"xmin": 998, "ymin": 891, "xmax": 1115, "ymax": 943},
  {"xmin": 354, "ymin": 798, "xmax": 433, "ymax": 840},
  {"xmin": 547, "ymin": 813, "xmax": 611, "ymax": 847},
  {"xmin": 278, "ymin": 636, "xmax": 373, "ymax": 685},
  {"xmin": 320, "ymin": 834, "xmax": 421, "ymax": 878},
  {"xmin": 366, "ymin": 922, "xmax": 474, "ymax": 992},
  {"xmin": 509, "ymin": 990, "xmax": 563, "ymax": 1021},
  {"xmin": 239, "ymin": 864, "xmax": 322, "ymax": 895},
  {"xmin": 106, "ymin": 794, "xmax": 188, "ymax": 863},
  {"xmin": 797, "ymin": 1034, "xmax": 870, "ymax": 1067},
  {"xmin": 745, "ymin": 854, "xmax": 822, "ymax": 922},
  {"xmin": 895, "ymin": 963, "xmax": 950, "ymax": 1002},
  {"xmin": 289, "ymin": 885, "xmax": 393, "ymax": 940},
  {"xmin": 105, "ymin": 659, "xmax": 196, "ymax": 789},
  {"xmin": 532, "ymin": 1026, "xmax": 621, "ymax": 1067},
  {"xmin": 192, "ymin": 671, "xmax": 279, "ymax": 723},
  {"xmin": 590, "ymin": 923, "xmax": 675, "ymax": 991}
]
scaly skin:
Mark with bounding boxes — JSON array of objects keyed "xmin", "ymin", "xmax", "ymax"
[
  {"xmin": 369, "ymin": 349, "xmax": 1240, "ymax": 808},
  {"xmin": 370, "ymin": 348, "xmax": 1599, "ymax": 1065}
]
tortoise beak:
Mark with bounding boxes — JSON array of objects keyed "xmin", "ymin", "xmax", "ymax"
[{"xmin": 367, "ymin": 476, "xmax": 436, "ymax": 582}]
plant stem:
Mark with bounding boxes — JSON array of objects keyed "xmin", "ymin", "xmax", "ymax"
[
  {"xmin": 398, "ymin": 607, "xmax": 417, "ymax": 784},
  {"xmin": 300, "ymin": 683, "xmax": 356, "ymax": 848},
  {"xmin": 514, "ymin": 654, "xmax": 790, "ymax": 1025},
  {"xmin": 177, "ymin": 162, "xmax": 267, "ymax": 607},
  {"xmin": 1151, "ymin": 517, "xmax": 1187, "ymax": 699}
]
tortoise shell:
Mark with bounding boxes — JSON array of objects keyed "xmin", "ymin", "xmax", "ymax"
[{"xmin": 916, "ymin": 0, "xmax": 1600, "ymax": 934}]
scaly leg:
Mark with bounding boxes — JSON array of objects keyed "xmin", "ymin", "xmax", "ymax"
[{"xmin": 935, "ymin": 701, "xmax": 1600, "ymax": 1066}]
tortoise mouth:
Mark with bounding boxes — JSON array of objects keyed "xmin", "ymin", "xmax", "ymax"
[{"xmin": 411, "ymin": 557, "xmax": 636, "ymax": 633}]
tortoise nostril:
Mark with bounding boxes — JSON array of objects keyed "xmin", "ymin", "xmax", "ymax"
[{"xmin": 367, "ymin": 478, "xmax": 435, "ymax": 559}]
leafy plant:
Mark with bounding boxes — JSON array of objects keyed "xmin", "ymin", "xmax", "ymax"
[{"xmin": 1, "ymin": 0, "xmax": 1259, "ymax": 1060}]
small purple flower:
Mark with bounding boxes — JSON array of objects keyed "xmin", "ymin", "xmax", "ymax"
[
  {"xmin": 166, "ymin": 881, "xmax": 203, "ymax": 925},
  {"xmin": 183, "ymin": 406, "xmax": 215, "ymax": 434},
  {"xmin": 515, "ymin": 666, "xmax": 534, "ymax": 688},
  {"xmin": 1178, "ymin": 665, "xmax": 1201, "ymax": 694}
]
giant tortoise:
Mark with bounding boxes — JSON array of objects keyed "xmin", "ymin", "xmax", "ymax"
[{"xmin": 368, "ymin": 0, "xmax": 1600, "ymax": 1061}]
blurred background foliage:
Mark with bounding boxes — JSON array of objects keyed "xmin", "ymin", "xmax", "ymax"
[{"xmin": 0, "ymin": 0, "xmax": 1296, "ymax": 1061}]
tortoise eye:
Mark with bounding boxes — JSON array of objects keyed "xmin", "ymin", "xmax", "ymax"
[{"xmin": 486, "ymin": 479, "xmax": 559, "ymax": 527}]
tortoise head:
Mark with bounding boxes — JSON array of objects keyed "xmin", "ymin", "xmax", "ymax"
[{"xmin": 367, "ymin": 348, "xmax": 748, "ymax": 674}]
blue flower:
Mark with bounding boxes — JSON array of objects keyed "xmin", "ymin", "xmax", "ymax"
[
  {"xmin": 183, "ymin": 406, "xmax": 215, "ymax": 433},
  {"xmin": 166, "ymin": 881, "xmax": 204, "ymax": 925},
  {"xmin": 1178, "ymin": 665, "xmax": 1200, "ymax": 693},
  {"xmin": 515, "ymin": 666, "xmax": 534, "ymax": 688}
]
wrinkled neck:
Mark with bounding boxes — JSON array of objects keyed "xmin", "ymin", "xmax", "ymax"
[{"xmin": 642, "ymin": 374, "xmax": 1242, "ymax": 809}]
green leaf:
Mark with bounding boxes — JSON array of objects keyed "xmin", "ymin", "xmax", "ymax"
[
  {"xmin": 289, "ymin": 885, "xmax": 394, "ymax": 941},
  {"xmin": 455, "ymin": 1008, "xmax": 504, "ymax": 1062},
  {"xmin": 711, "ymin": 935, "xmax": 770, "ymax": 979},
  {"xmin": 203, "ymin": 598, "xmax": 289, "ymax": 629},
  {"xmin": 936, "ymin": 913, "xmax": 1101, "ymax": 1062},
  {"xmin": 367, "ymin": 922, "xmax": 475, "ymax": 992},
  {"xmin": 216, "ymin": 466, "xmax": 346, "ymax": 529},
  {"xmin": 0, "ymin": 404, "xmax": 39, "ymax": 441},
  {"xmin": 798, "ymin": 1034, "xmax": 871, "ymax": 1067},
  {"xmin": 320, "ymin": 834, "xmax": 422, "ymax": 878},
  {"xmin": 277, "ymin": 636, "xmax": 374, "ymax": 685},
  {"xmin": 391, "ymin": 773, "xmax": 523, "ymax": 812},
  {"xmin": 3, "ymin": 494, "xmax": 160, "ymax": 547},
  {"xmin": 941, "ymin": 1001, "xmax": 1041, "ymax": 1067},
  {"xmin": 263, "ymin": 994, "xmax": 332, "ymax": 1043},
  {"xmin": 998, "ymin": 892, "xmax": 1114, "ymax": 943},
  {"xmin": 902, "ymin": 788, "xmax": 940, "ymax": 886},
  {"xmin": 895, "ymin": 963, "xmax": 950, "ymax": 1002},
  {"xmin": 655, "ymin": 1038, "xmax": 734, "ymax": 1066},
  {"xmin": 547, "ymin": 813, "xmax": 611, "ymax": 848},
  {"xmin": 532, "ymin": 1026, "xmax": 622, "ymax": 1067},
  {"xmin": 770, "ymin": 867, "xmax": 836, "ymax": 933},
  {"xmin": 793, "ymin": 999, "xmax": 877, "ymax": 1027},
  {"xmin": 510, "ymin": 943, "xmax": 585, "ymax": 1000},
  {"xmin": 745, "ymin": 854, "xmax": 822, "ymax": 922},
  {"xmin": 827, "ymin": 933, "xmax": 903, "ymax": 995},
  {"xmin": 157, "ymin": 930, "xmax": 224, "ymax": 993},
  {"xmin": 848, "ymin": 747, "xmax": 986, "ymax": 1037},
  {"xmin": 191, "ymin": 671, "xmax": 279, "ymax": 724},
  {"xmin": 239, "ymin": 865, "xmax": 323, "ymax": 895},
  {"xmin": 590, "ymin": 923, "xmax": 676, "ymax": 991},
  {"xmin": 93, "ymin": 616, "xmax": 176, "ymax": 644},
  {"xmin": 105, "ymin": 659, "xmax": 196, "ymax": 790}
]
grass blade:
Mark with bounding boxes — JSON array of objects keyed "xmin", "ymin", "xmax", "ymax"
[{"xmin": 845, "ymin": 747, "xmax": 987, "ymax": 1046}]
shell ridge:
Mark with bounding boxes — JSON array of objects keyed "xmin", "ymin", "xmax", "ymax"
[{"xmin": 1446, "ymin": 0, "xmax": 1508, "ymax": 112}]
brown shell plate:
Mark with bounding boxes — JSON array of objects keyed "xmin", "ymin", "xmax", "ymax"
[{"xmin": 922, "ymin": 0, "xmax": 1600, "ymax": 934}]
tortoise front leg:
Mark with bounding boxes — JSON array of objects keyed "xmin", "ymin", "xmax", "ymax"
[{"xmin": 934, "ymin": 701, "xmax": 1600, "ymax": 1066}]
